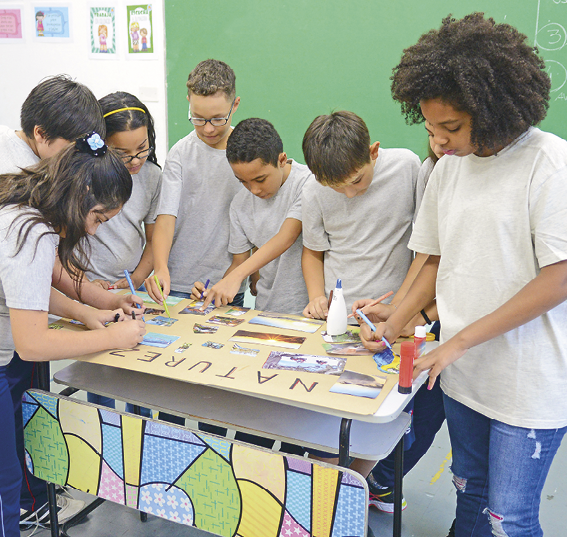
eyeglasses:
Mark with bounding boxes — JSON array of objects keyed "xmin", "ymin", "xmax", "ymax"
[
  {"xmin": 188, "ymin": 98, "xmax": 236, "ymax": 127},
  {"xmin": 120, "ymin": 146, "xmax": 153, "ymax": 164}
]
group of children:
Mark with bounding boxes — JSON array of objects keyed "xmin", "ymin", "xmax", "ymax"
[{"xmin": 1, "ymin": 11, "xmax": 566, "ymax": 537}]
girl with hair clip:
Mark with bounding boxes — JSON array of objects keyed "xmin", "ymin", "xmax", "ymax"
[
  {"xmin": 364, "ymin": 13, "xmax": 567, "ymax": 537},
  {"xmin": 85, "ymin": 92, "xmax": 161, "ymax": 416},
  {"xmin": 0, "ymin": 133, "xmax": 145, "ymax": 537},
  {"xmin": 88, "ymin": 91, "xmax": 161, "ymax": 292}
]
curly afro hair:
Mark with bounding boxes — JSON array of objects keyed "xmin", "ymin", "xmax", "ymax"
[{"xmin": 391, "ymin": 12, "xmax": 551, "ymax": 152}]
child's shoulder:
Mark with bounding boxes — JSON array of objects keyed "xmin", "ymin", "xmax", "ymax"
[
  {"xmin": 525, "ymin": 128, "xmax": 567, "ymax": 166},
  {"xmin": 378, "ymin": 147, "xmax": 421, "ymax": 169},
  {"xmin": 287, "ymin": 159, "xmax": 314, "ymax": 188},
  {"xmin": 138, "ymin": 159, "xmax": 162, "ymax": 181}
]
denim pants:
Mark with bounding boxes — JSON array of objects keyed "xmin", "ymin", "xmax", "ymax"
[
  {"xmin": 444, "ymin": 394, "xmax": 566, "ymax": 537},
  {"xmin": 0, "ymin": 366, "xmax": 23, "ymax": 536}
]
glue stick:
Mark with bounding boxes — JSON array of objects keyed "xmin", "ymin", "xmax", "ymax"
[
  {"xmin": 326, "ymin": 279, "xmax": 347, "ymax": 336},
  {"xmin": 398, "ymin": 341, "xmax": 415, "ymax": 394},
  {"xmin": 414, "ymin": 325, "xmax": 427, "ymax": 359}
]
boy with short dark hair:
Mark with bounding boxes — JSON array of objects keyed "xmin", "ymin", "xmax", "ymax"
[
  {"xmin": 301, "ymin": 111, "xmax": 421, "ymax": 318},
  {"xmin": 147, "ymin": 59, "xmax": 245, "ymax": 305},
  {"xmin": 193, "ymin": 118, "xmax": 311, "ymax": 314}
]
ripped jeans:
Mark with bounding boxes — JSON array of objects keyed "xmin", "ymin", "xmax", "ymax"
[{"xmin": 444, "ymin": 394, "xmax": 566, "ymax": 537}]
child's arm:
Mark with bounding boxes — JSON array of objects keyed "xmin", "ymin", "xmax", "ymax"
[
  {"xmin": 51, "ymin": 258, "xmax": 144, "ymax": 313},
  {"xmin": 145, "ymin": 214, "xmax": 175, "ymax": 303},
  {"xmin": 201, "ymin": 218, "xmax": 302, "ymax": 308},
  {"xmin": 10, "ymin": 306, "xmax": 145, "ymax": 362},
  {"xmin": 302, "ymin": 246, "xmax": 328, "ymax": 319},
  {"xmin": 413, "ymin": 258, "xmax": 567, "ymax": 389},
  {"xmin": 113, "ymin": 224, "xmax": 155, "ymax": 290}
]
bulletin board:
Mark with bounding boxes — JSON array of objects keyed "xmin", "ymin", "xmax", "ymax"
[
  {"xmin": 54, "ymin": 300, "xmax": 400, "ymax": 419},
  {"xmin": 164, "ymin": 0, "xmax": 567, "ymax": 160}
]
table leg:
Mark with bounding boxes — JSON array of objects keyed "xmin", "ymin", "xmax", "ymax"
[
  {"xmin": 392, "ymin": 435, "xmax": 405, "ymax": 537},
  {"xmin": 338, "ymin": 417, "xmax": 352, "ymax": 467}
]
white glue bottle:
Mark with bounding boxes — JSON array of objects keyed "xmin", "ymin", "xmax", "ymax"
[
  {"xmin": 414, "ymin": 325, "xmax": 427, "ymax": 358},
  {"xmin": 326, "ymin": 278, "xmax": 348, "ymax": 336}
]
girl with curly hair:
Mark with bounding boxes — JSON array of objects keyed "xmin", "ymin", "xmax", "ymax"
[{"xmin": 362, "ymin": 13, "xmax": 567, "ymax": 537}]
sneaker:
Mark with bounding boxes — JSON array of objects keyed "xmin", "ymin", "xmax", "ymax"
[
  {"xmin": 446, "ymin": 518, "xmax": 456, "ymax": 537},
  {"xmin": 367, "ymin": 474, "xmax": 407, "ymax": 513},
  {"xmin": 20, "ymin": 489, "xmax": 85, "ymax": 529}
]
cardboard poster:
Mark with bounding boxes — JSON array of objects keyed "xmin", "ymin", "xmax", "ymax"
[
  {"xmin": 89, "ymin": 5, "xmax": 116, "ymax": 56},
  {"xmin": 33, "ymin": 5, "xmax": 71, "ymax": 41},
  {"xmin": 126, "ymin": 3, "xmax": 153, "ymax": 56},
  {"xmin": 0, "ymin": 6, "xmax": 23, "ymax": 40}
]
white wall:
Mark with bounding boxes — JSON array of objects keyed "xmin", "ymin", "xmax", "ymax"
[{"xmin": 0, "ymin": 0, "xmax": 168, "ymax": 165}]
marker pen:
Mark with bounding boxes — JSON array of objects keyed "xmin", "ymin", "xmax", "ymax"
[
  {"xmin": 124, "ymin": 270, "xmax": 142, "ymax": 310},
  {"xmin": 200, "ymin": 279, "xmax": 210, "ymax": 300}
]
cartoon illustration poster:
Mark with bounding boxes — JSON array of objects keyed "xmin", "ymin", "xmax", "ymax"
[
  {"xmin": 0, "ymin": 7, "xmax": 23, "ymax": 40},
  {"xmin": 89, "ymin": 5, "xmax": 116, "ymax": 56},
  {"xmin": 126, "ymin": 3, "xmax": 153, "ymax": 55},
  {"xmin": 33, "ymin": 5, "xmax": 71, "ymax": 40}
]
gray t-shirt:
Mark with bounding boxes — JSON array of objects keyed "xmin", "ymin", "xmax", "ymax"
[
  {"xmin": 157, "ymin": 130, "xmax": 243, "ymax": 293},
  {"xmin": 302, "ymin": 147, "xmax": 421, "ymax": 311},
  {"xmin": 86, "ymin": 161, "xmax": 162, "ymax": 282},
  {"xmin": 410, "ymin": 127, "xmax": 567, "ymax": 428},
  {"xmin": 415, "ymin": 156, "xmax": 435, "ymax": 221},
  {"xmin": 0, "ymin": 125, "xmax": 39, "ymax": 173},
  {"xmin": 0, "ymin": 206, "xmax": 58, "ymax": 366},
  {"xmin": 229, "ymin": 160, "xmax": 311, "ymax": 314}
]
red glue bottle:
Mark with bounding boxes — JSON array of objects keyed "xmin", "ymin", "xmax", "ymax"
[
  {"xmin": 398, "ymin": 341, "xmax": 415, "ymax": 394},
  {"xmin": 414, "ymin": 325, "xmax": 427, "ymax": 358}
]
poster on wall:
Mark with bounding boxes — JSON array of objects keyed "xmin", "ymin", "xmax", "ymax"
[
  {"xmin": 0, "ymin": 6, "xmax": 23, "ymax": 41},
  {"xmin": 33, "ymin": 5, "xmax": 71, "ymax": 41},
  {"xmin": 126, "ymin": 3, "xmax": 154, "ymax": 58},
  {"xmin": 89, "ymin": 5, "xmax": 116, "ymax": 58}
]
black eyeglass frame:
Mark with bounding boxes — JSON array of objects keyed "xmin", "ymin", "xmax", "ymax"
[
  {"xmin": 188, "ymin": 98, "xmax": 236, "ymax": 127},
  {"xmin": 120, "ymin": 145, "xmax": 154, "ymax": 164}
]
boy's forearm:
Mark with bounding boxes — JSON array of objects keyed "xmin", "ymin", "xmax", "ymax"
[
  {"xmin": 152, "ymin": 215, "xmax": 176, "ymax": 272},
  {"xmin": 131, "ymin": 242, "xmax": 154, "ymax": 287},
  {"xmin": 230, "ymin": 218, "xmax": 302, "ymax": 283},
  {"xmin": 392, "ymin": 252, "xmax": 429, "ymax": 306},
  {"xmin": 302, "ymin": 247, "xmax": 326, "ymax": 300}
]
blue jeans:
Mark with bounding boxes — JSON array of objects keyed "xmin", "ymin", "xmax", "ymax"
[
  {"xmin": 87, "ymin": 393, "xmax": 152, "ymax": 417},
  {"xmin": 0, "ymin": 366, "xmax": 22, "ymax": 536},
  {"xmin": 444, "ymin": 394, "xmax": 566, "ymax": 537}
]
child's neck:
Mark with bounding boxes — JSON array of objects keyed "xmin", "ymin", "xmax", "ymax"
[
  {"xmin": 281, "ymin": 160, "xmax": 292, "ymax": 186},
  {"xmin": 15, "ymin": 130, "xmax": 40, "ymax": 158}
]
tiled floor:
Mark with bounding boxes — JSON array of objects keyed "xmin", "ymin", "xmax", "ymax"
[{"xmin": 22, "ymin": 365, "xmax": 567, "ymax": 537}]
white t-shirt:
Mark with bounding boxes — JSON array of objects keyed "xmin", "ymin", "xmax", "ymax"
[
  {"xmin": 156, "ymin": 130, "xmax": 243, "ymax": 293},
  {"xmin": 0, "ymin": 206, "xmax": 58, "ymax": 366},
  {"xmin": 229, "ymin": 160, "xmax": 312, "ymax": 314},
  {"xmin": 0, "ymin": 125, "xmax": 39, "ymax": 173},
  {"xmin": 302, "ymin": 147, "xmax": 421, "ymax": 311},
  {"xmin": 409, "ymin": 127, "xmax": 567, "ymax": 429},
  {"xmin": 86, "ymin": 161, "xmax": 162, "ymax": 283},
  {"xmin": 415, "ymin": 157, "xmax": 435, "ymax": 221}
]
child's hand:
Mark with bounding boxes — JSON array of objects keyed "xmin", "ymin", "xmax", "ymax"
[
  {"xmin": 202, "ymin": 276, "xmax": 240, "ymax": 309},
  {"xmin": 303, "ymin": 295, "xmax": 329, "ymax": 319},
  {"xmin": 145, "ymin": 270, "xmax": 170, "ymax": 304},
  {"xmin": 106, "ymin": 316, "xmax": 146, "ymax": 349},
  {"xmin": 350, "ymin": 299, "xmax": 396, "ymax": 324},
  {"xmin": 413, "ymin": 338, "xmax": 467, "ymax": 390},
  {"xmin": 111, "ymin": 293, "xmax": 144, "ymax": 314},
  {"xmin": 112, "ymin": 277, "xmax": 131, "ymax": 290},
  {"xmin": 359, "ymin": 321, "xmax": 395, "ymax": 352},
  {"xmin": 191, "ymin": 281, "xmax": 205, "ymax": 300},
  {"xmin": 81, "ymin": 308, "xmax": 124, "ymax": 330},
  {"xmin": 249, "ymin": 271, "xmax": 260, "ymax": 297},
  {"xmin": 92, "ymin": 278, "xmax": 112, "ymax": 290}
]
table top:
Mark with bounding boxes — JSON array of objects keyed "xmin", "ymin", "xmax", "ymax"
[{"xmin": 54, "ymin": 299, "xmax": 435, "ymax": 422}]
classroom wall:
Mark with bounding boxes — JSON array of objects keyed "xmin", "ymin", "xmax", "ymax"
[
  {"xmin": 165, "ymin": 0, "xmax": 567, "ymax": 161},
  {"xmin": 0, "ymin": 0, "xmax": 168, "ymax": 165}
]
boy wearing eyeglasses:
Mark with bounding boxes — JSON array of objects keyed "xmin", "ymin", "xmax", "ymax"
[{"xmin": 146, "ymin": 59, "xmax": 246, "ymax": 307}]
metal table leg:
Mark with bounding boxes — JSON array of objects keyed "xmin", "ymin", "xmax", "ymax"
[
  {"xmin": 338, "ymin": 417, "xmax": 352, "ymax": 467},
  {"xmin": 392, "ymin": 435, "xmax": 405, "ymax": 537}
]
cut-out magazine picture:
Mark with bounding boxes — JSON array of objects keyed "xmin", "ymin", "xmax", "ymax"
[
  {"xmin": 373, "ymin": 347, "xmax": 400, "ymax": 374},
  {"xmin": 230, "ymin": 330, "xmax": 305, "ymax": 350},
  {"xmin": 179, "ymin": 300, "xmax": 215, "ymax": 316},
  {"xmin": 330, "ymin": 370, "xmax": 386, "ymax": 399},
  {"xmin": 263, "ymin": 351, "xmax": 346, "ymax": 375},
  {"xmin": 141, "ymin": 332, "xmax": 179, "ymax": 348},
  {"xmin": 145, "ymin": 316, "xmax": 178, "ymax": 327},
  {"xmin": 322, "ymin": 342, "xmax": 373, "ymax": 356},
  {"xmin": 136, "ymin": 291, "xmax": 185, "ymax": 307},
  {"xmin": 225, "ymin": 306, "xmax": 249, "ymax": 316},
  {"xmin": 206, "ymin": 315, "xmax": 245, "ymax": 327},
  {"xmin": 249, "ymin": 312, "xmax": 324, "ymax": 333},
  {"xmin": 322, "ymin": 328, "xmax": 361, "ymax": 344}
]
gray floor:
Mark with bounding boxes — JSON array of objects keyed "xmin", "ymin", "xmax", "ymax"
[{"xmin": 22, "ymin": 365, "xmax": 567, "ymax": 536}]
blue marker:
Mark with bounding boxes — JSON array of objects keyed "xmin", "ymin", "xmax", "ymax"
[
  {"xmin": 124, "ymin": 270, "xmax": 144, "ymax": 320},
  {"xmin": 355, "ymin": 308, "xmax": 393, "ymax": 351},
  {"xmin": 200, "ymin": 279, "xmax": 210, "ymax": 300}
]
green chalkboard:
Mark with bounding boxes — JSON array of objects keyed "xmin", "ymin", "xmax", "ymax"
[{"xmin": 165, "ymin": 1, "xmax": 567, "ymax": 161}]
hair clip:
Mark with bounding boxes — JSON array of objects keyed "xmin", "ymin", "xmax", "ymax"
[{"xmin": 75, "ymin": 132, "xmax": 107, "ymax": 157}]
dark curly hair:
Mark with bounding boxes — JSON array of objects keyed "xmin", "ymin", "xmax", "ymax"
[
  {"xmin": 391, "ymin": 13, "xmax": 551, "ymax": 152},
  {"xmin": 227, "ymin": 118, "xmax": 283, "ymax": 167}
]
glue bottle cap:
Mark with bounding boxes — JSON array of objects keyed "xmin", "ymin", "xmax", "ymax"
[
  {"xmin": 414, "ymin": 325, "xmax": 426, "ymax": 338},
  {"xmin": 336, "ymin": 279, "xmax": 342, "ymax": 289}
]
